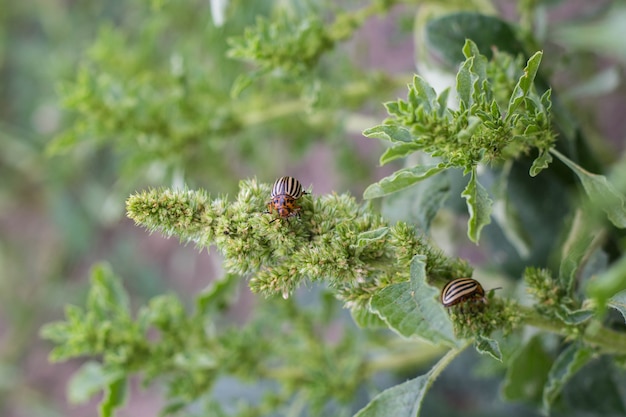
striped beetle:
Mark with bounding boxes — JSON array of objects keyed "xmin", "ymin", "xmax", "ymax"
[
  {"xmin": 266, "ymin": 176, "xmax": 307, "ymax": 222},
  {"xmin": 441, "ymin": 278, "xmax": 486, "ymax": 307}
]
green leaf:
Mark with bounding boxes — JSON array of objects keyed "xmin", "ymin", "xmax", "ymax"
[
  {"xmin": 369, "ymin": 255, "xmax": 457, "ymax": 346},
  {"xmin": 381, "ymin": 170, "xmax": 450, "ymax": 232},
  {"xmin": 561, "ymin": 357, "xmax": 626, "ymax": 415},
  {"xmin": 461, "ymin": 168, "xmax": 492, "ymax": 243},
  {"xmin": 502, "ymin": 335, "xmax": 552, "ymax": 404},
  {"xmin": 555, "ymin": 308, "xmax": 594, "ymax": 325},
  {"xmin": 475, "ymin": 335, "xmax": 502, "ymax": 361},
  {"xmin": 363, "ymin": 124, "xmax": 414, "ymax": 143},
  {"xmin": 100, "ymin": 377, "xmax": 128, "ymax": 417},
  {"xmin": 529, "ymin": 149, "xmax": 553, "ymax": 177},
  {"xmin": 363, "ymin": 165, "xmax": 445, "ymax": 199},
  {"xmin": 506, "ymin": 51, "xmax": 543, "ymax": 120},
  {"xmin": 608, "ymin": 290, "xmax": 626, "ymax": 323},
  {"xmin": 379, "ymin": 142, "xmax": 422, "ymax": 165},
  {"xmin": 87, "ymin": 263, "xmax": 130, "ymax": 319},
  {"xmin": 542, "ymin": 344, "xmax": 593, "ymax": 415},
  {"xmin": 410, "ymin": 75, "xmax": 437, "ymax": 112},
  {"xmin": 425, "ymin": 13, "xmax": 524, "ymax": 66},
  {"xmin": 558, "ymin": 210, "xmax": 595, "ymax": 293},
  {"xmin": 551, "ymin": 149, "xmax": 626, "ymax": 228},
  {"xmin": 435, "ymin": 87, "xmax": 450, "ymax": 117},
  {"xmin": 195, "ymin": 273, "xmax": 240, "ymax": 316},
  {"xmin": 353, "ymin": 374, "xmax": 427, "ymax": 417},
  {"xmin": 350, "ymin": 306, "xmax": 388, "ymax": 329},
  {"xmin": 68, "ymin": 362, "xmax": 124, "ymax": 404},
  {"xmin": 587, "ymin": 255, "xmax": 626, "ymax": 312},
  {"xmin": 456, "ymin": 58, "xmax": 473, "ymax": 107},
  {"xmin": 173, "ymin": 350, "xmax": 219, "ymax": 370},
  {"xmin": 354, "ymin": 347, "xmax": 463, "ymax": 417},
  {"xmin": 356, "ymin": 227, "xmax": 390, "ymax": 247}
]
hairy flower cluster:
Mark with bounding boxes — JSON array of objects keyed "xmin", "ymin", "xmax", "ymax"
[{"xmin": 126, "ymin": 179, "xmax": 472, "ymax": 309}]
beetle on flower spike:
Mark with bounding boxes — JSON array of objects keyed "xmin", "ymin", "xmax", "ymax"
[
  {"xmin": 441, "ymin": 278, "xmax": 486, "ymax": 307},
  {"xmin": 266, "ymin": 176, "xmax": 308, "ymax": 223}
]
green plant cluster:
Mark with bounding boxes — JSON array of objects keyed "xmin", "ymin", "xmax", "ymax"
[
  {"xmin": 42, "ymin": 264, "xmax": 376, "ymax": 417},
  {"xmin": 125, "ymin": 179, "xmax": 471, "ymax": 308},
  {"xmin": 36, "ymin": 2, "xmax": 626, "ymax": 417}
]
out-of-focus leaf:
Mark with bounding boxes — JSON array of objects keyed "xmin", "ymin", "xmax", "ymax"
[
  {"xmin": 608, "ymin": 290, "xmax": 626, "ymax": 323},
  {"xmin": 100, "ymin": 377, "xmax": 128, "ymax": 417},
  {"xmin": 68, "ymin": 362, "xmax": 124, "ymax": 404},
  {"xmin": 552, "ymin": 149, "xmax": 626, "ymax": 228},
  {"xmin": 559, "ymin": 210, "xmax": 595, "ymax": 293},
  {"xmin": 354, "ymin": 347, "xmax": 463, "ymax": 417},
  {"xmin": 562, "ymin": 357, "xmax": 626, "ymax": 415},
  {"xmin": 350, "ymin": 306, "xmax": 388, "ymax": 329},
  {"xmin": 587, "ymin": 255, "xmax": 626, "ymax": 312},
  {"xmin": 195, "ymin": 273, "xmax": 240, "ymax": 316},
  {"xmin": 381, "ymin": 169, "xmax": 450, "ymax": 232},
  {"xmin": 425, "ymin": 12, "xmax": 525, "ymax": 66},
  {"xmin": 551, "ymin": 4, "xmax": 626, "ymax": 64},
  {"xmin": 542, "ymin": 344, "xmax": 593, "ymax": 415},
  {"xmin": 502, "ymin": 335, "xmax": 552, "ymax": 404},
  {"xmin": 87, "ymin": 263, "xmax": 130, "ymax": 319}
]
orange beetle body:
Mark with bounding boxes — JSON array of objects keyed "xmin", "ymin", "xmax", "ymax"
[{"xmin": 266, "ymin": 176, "xmax": 307, "ymax": 222}]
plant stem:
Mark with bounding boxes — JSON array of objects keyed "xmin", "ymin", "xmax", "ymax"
[{"xmin": 521, "ymin": 306, "xmax": 626, "ymax": 354}]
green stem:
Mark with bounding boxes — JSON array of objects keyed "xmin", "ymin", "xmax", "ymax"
[{"xmin": 521, "ymin": 306, "xmax": 626, "ymax": 354}]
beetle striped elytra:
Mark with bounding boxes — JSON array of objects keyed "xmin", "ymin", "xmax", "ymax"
[
  {"xmin": 266, "ymin": 176, "xmax": 308, "ymax": 222},
  {"xmin": 271, "ymin": 176, "xmax": 305, "ymax": 200},
  {"xmin": 441, "ymin": 278, "xmax": 485, "ymax": 307}
]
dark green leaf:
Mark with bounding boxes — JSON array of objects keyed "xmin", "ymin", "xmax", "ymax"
[
  {"xmin": 552, "ymin": 149, "xmax": 626, "ymax": 228},
  {"xmin": 461, "ymin": 168, "xmax": 492, "ymax": 243},
  {"xmin": 370, "ymin": 255, "xmax": 457, "ymax": 346},
  {"xmin": 363, "ymin": 165, "xmax": 445, "ymax": 199},
  {"xmin": 502, "ymin": 335, "xmax": 552, "ymax": 404},
  {"xmin": 542, "ymin": 344, "xmax": 593, "ymax": 415},
  {"xmin": 425, "ymin": 13, "xmax": 524, "ymax": 66},
  {"xmin": 562, "ymin": 357, "xmax": 626, "ymax": 415}
]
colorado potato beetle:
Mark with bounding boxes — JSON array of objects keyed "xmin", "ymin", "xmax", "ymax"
[
  {"xmin": 441, "ymin": 278, "xmax": 485, "ymax": 307},
  {"xmin": 266, "ymin": 176, "xmax": 307, "ymax": 222}
]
